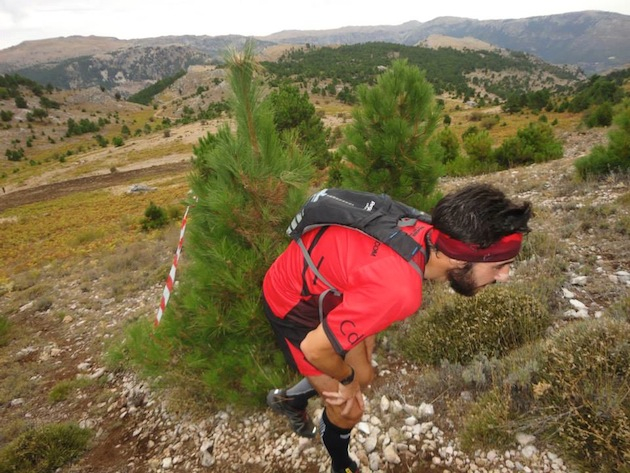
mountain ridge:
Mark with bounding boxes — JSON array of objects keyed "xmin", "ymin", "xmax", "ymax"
[{"xmin": 0, "ymin": 10, "xmax": 627, "ymax": 91}]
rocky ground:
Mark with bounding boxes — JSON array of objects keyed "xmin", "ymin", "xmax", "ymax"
[{"xmin": 1, "ymin": 127, "xmax": 628, "ymax": 473}]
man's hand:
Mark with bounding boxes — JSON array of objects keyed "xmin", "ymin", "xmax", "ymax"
[{"xmin": 322, "ymin": 378, "xmax": 364, "ymax": 416}]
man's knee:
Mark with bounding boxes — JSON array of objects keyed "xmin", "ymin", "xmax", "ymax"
[
  {"xmin": 326, "ymin": 402, "xmax": 364, "ymax": 428},
  {"xmin": 356, "ymin": 365, "xmax": 374, "ymax": 389}
]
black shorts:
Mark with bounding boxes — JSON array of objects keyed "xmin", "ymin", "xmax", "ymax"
[{"xmin": 262, "ymin": 295, "xmax": 321, "ymax": 375}]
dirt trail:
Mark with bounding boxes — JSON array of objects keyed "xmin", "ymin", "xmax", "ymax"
[{"xmin": 0, "ymin": 161, "xmax": 191, "ymax": 212}]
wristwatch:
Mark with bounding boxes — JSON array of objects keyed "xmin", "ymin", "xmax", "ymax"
[{"xmin": 339, "ymin": 366, "xmax": 355, "ymax": 385}]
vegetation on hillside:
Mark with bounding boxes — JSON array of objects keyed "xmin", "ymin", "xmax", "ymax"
[
  {"xmin": 262, "ymin": 43, "xmax": 580, "ymax": 103},
  {"xmin": 127, "ymin": 70, "xmax": 187, "ymax": 105}
]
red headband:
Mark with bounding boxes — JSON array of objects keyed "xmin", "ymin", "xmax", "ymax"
[{"xmin": 430, "ymin": 229, "xmax": 523, "ymax": 262}]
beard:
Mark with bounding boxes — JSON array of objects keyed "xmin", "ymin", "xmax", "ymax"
[{"xmin": 447, "ymin": 263, "xmax": 479, "ymax": 297}]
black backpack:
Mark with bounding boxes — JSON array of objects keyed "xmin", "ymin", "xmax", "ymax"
[{"xmin": 286, "ymin": 188, "xmax": 432, "ymax": 305}]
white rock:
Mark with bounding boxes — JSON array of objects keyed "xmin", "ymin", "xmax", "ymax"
[
  {"xmin": 522, "ymin": 445, "xmax": 538, "ymax": 459},
  {"xmin": 380, "ymin": 395, "xmax": 390, "ymax": 413},
  {"xmin": 515, "ymin": 433, "xmax": 536, "ymax": 446},
  {"xmin": 418, "ymin": 402, "xmax": 434, "ymax": 417},
  {"xmin": 383, "ymin": 444, "xmax": 401, "ymax": 464},
  {"xmin": 404, "ymin": 416, "xmax": 418, "ymax": 426},
  {"xmin": 569, "ymin": 299, "xmax": 587, "ymax": 310},
  {"xmin": 199, "ymin": 440, "xmax": 215, "ymax": 467},
  {"xmin": 363, "ymin": 435, "xmax": 377, "ymax": 453},
  {"xmin": 570, "ymin": 276, "xmax": 588, "ymax": 286},
  {"xmin": 561, "ymin": 288, "xmax": 575, "ymax": 298},
  {"xmin": 90, "ymin": 368, "xmax": 106, "ymax": 379},
  {"xmin": 357, "ymin": 422, "xmax": 371, "ymax": 435},
  {"xmin": 161, "ymin": 457, "xmax": 172, "ymax": 469},
  {"xmin": 369, "ymin": 416, "xmax": 381, "ymax": 426},
  {"xmin": 368, "ymin": 451, "xmax": 380, "ymax": 470}
]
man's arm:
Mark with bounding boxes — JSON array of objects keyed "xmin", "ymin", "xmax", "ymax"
[
  {"xmin": 301, "ymin": 324, "xmax": 364, "ymax": 416},
  {"xmin": 300, "ymin": 325, "xmax": 353, "ymax": 381}
]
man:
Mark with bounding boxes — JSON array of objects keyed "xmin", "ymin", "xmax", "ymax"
[{"xmin": 263, "ymin": 183, "xmax": 532, "ymax": 473}]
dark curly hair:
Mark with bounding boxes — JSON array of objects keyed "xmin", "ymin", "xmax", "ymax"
[{"xmin": 431, "ymin": 183, "xmax": 532, "ymax": 248}]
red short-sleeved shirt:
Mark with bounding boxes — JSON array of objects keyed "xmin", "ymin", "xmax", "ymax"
[{"xmin": 263, "ymin": 222, "xmax": 430, "ymax": 373}]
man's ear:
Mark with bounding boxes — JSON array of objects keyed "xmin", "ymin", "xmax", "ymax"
[{"xmin": 449, "ymin": 257, "xmax": 468, "ymax": 269}]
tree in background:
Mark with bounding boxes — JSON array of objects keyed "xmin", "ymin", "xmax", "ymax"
[
  {"xmin": 335, "ymin": 59, "xmax": 442, "ymax": 210},
  {"xmin": 145, "ymin": 41, "xmax": 314, "ymax": 406},
  {"xmin": 267, "ymin": 84, "xmax": 331, "ymax": 169},
  {"xmin": 431, "ymin": 127, "xmax": 461, "ymax": 164},
  {"xmin": 462, "ymin": 128, "xmax": 494, "ymax": 168}
]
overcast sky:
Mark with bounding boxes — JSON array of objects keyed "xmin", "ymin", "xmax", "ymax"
[{"xmin": 1, "ymin": 0, "xmax": 629, "ymax": 50}]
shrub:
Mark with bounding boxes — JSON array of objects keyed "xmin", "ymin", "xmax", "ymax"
[
  {"xmin": 463, "ymin": 128, "xmax": 494, "ymax": 165},
  {"xmin": 575, "ymin": 102, "xmax": 630, "ymax": 179},
  {"xmin": 140, "ymin": 202, "xmax": 168, "ymax": 231},
  {"xmin": 460, "ymin": 318, "xmax": 630, "ymax": 473},
  {"xmin": 583, "ymin": 102, "xmax": 614, "ymax": 128},
  {"xmin": 0, "ymin": 422, "xmax": 91, "ymax": 473},
  {"xmin": 536, "ymin": 319, "xmax": 630, "ymax": 471},
  {"xmin": 94, "ymin": 134, "xmax": 108, "ymax": 147},
  {"xmin": 494, "ymin": 121, "xmax": 563, "ymax": 168},
  {"xmin": 5, "ymin": 148, "xmax": 24, "ymax": 162},
  {"xmin": 399, "ymin": 285, "xmax": 551, "ymax": 365},
  {"xmin": 431, "ymin": 127, "xmax": 460, "ymax": 163},
  {"xmin": 48, "ymin": 378, "xmax": 92, "ymax": 403}
]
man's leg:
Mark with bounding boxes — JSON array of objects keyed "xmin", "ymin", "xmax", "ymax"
[{"xmin": 307, "ymin": 336, "xmax": 375, "ymax": 473}]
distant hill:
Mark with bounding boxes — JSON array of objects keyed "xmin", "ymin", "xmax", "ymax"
[
  {"xmin": 0, "ymin": 10, "xmax": 627, "ymax": 95},
  {"xmin": 262, "ymin": 11, "xmax": 630, "ymax": 74}
]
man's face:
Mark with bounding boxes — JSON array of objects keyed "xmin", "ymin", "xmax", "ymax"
[{"xmin": 447, "ymin": 259, "xmax": 515, "ymax": 297}]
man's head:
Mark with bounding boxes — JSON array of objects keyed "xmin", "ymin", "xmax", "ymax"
[{"xmin": 429, "ymin": 183, "xmax": 532, "ymax": 296}]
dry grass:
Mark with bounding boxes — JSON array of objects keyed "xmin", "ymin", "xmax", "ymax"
[{"xmin": 0, "ymin": 181, "xmax": 188, "ymax": 281}]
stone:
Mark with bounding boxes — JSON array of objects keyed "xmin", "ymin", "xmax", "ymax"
[{"xmin": 383, "ymin": 444, "xmax": 401, "ymax": 464}]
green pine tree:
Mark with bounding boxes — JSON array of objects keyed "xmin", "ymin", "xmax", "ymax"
[
  {"xmin": 335, "ymin": 59, "xmax": 443, "ymax": 210},
  {"xmin": 146, "ymin": 41, "xmax": 314, "ymax": 406},
  {"xmin": 267, "ymin": 83, "xmax": 332, "ymax": 169}
]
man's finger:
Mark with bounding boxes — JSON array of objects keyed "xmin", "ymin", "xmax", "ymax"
[
  {"xmin": 341, "ymin": 397, "xmax": 355, "ymax": 416},
  {"xmin": 355, "ymin": 392, "xmax": 365, "ymax": 410}
]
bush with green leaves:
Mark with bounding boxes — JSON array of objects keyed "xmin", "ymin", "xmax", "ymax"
[
  {"xmin": 5, "ymin": 148, "xmax": 24, "ymax": 161},
  {"xmin": 583, "ymin": 101, "xmax": 614, "ymax": 128},
  {"xmin": 399, "ymin": 285, "xmax": 550, "ymax": 365},
  {"xmin": 460, "ymin": 318, "xmax": 630, "ymax": 473},
  {"xmin": 463, "ymin": 128, "xmax": 494, "ymax": 164},
  {"xmin": 494, "ymin": 121, "xmax": 564, "ymax": 168},
  {"xmin": 140, "ymin": 202, "xmax": 168, "ymax": 231},
  {"xmin": 575, "ymin": 101, "xmax": 630, "ymax": 179},
  {"xmin": 0, "ymin": 422, "xmax": 91, "ymax": 473}
]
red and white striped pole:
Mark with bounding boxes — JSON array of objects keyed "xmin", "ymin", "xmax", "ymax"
[{"xmin": 155, "ymin": 204, "xmax": 191, "ymax": 326}]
